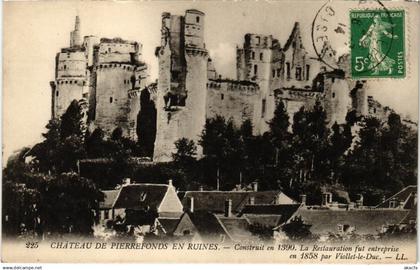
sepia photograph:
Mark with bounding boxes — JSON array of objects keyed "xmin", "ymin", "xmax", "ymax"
[{"xmin": 2, "ymin": 0, "xmax": 419, "ymax": 264}]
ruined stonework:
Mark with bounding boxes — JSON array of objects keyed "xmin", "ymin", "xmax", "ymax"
[
  {"xmin": 206, "ymin": 80, "xmax": 259, "ymax": 127},
  {"xmin": 51, "ymin": 11, "xmax": 385, "ymax": 163},
  {"xmin": 51, "ymin": 17, "xmax": 149, "ymax": 140},
  {"xmin": 93, "ymin": 39, "xmax": 148, "ymax": 139},
  {"xmin": 153, "ymin": 10, "xmax": 208, "ymax": 162}
]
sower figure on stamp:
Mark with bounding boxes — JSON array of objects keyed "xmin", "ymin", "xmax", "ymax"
[{"xmin": 359, "ymin": 15, "xmax": 398, "ymax": 75}]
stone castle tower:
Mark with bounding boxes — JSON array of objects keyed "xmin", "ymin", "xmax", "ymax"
[
  {"xmin": 51, "ymin": 16, "xmax": 149, "ymax": 140},
  {"xmin": 153, "ymin": 10, "xmax": 208, "ymax": 162}
]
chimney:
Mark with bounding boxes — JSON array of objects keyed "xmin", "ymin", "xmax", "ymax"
[
  {"xmin": 168, "ymin": 179, "xmax": 173, "ymax": 186},
  {"xmin": 300, "ymin": 194, "xmax": 307, "ymax": 206},
  {"xmin": 224, "ymin": 199, "xmax": 232, "ymax": 217},
  {"xmin": 199, "ymin": 186, "xmax": 204, "ymax": 192},
  {"xmin": 321, "ymin": 192, "xmax": 331, "ymax": 206},
  {"xmin": 249, "ymin": 196, "xmax": 255, "ymax": 205},
  {"xmin": 122, "ymin": 178, "xmax": 131, "ymax": 186},
  {"xmin": 252, "ymin": 181, "xmax": 258, "ymax": 192},
  {"xmin": 189, "ymin": 197, "xmax": 194, "ymax": 213},
  {"xmin": 356, "ymin": 194, "xmax": 363, "ymax": 208}
]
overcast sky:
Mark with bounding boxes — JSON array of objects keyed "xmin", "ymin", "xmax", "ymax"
[{"xmin": 3, "ymin": 1, "xmax": 419, "ymax": 163}]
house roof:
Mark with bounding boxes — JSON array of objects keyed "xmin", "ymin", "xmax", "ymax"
[
  {"xmin": 157, "ymin": 218, "xmax": 180, "ymax": 234},
  {"xmin": 113, "ymin": 184, "xmax": 169, "ymax": 210},
  {"xmin": 216, "ymin": 216, "xmax": 258, "ymax": 242},
  {"xmin": 181, "ymin": 191, "xmax": 292, "ymax": 213},
  {"xmin": 241, "ymin": 204, "xmax": 301, "ymax": 224},
  {"xmin": 376, "ymin": 185, "xmax": 417, "ymax": 209},
  {"xmin": 100, "ymin": 189, "xmax": 120, "ymax": 209},
  {"xmin": 244, "ymin": 214, "xmax": 283, "ymax": 228},
  {"xmin": 292, "ymin": 209, "xmax": 410, "ymax": 235},
  {"xmin": 187, "ymin": 211, "xmax": 228, "ymax": 237}
]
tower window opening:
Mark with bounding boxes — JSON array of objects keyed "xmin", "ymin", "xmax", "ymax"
[
  {"xmin": 56, "ymin": 91, "xmax": 59, "ymax": 97},
  {"xmin": 254, "ymin": 64, "xmax": 258, "ymax": 75},
  {"xmin": 251, "ymin": 51, "xmax": 255, "ymax": 60},
  {"xmin": 272, "ymin": 69, "xmax": 275, "ymax": 78},
  {"xmin": 260, "ymin": 52, "xmax": 263, "ymax": 61},
  {"xmin": 221, "ymin": 93, "xmax": 224, "ymax": 100},
  {"xmin": 332, "ymin": 92, "xmax": 335, "ymax": 98},
  {"xmin": 261, "ymin": 99, "xmax": 266, "ymax": 118},
  {"xmin": 306, "ymin": 65, "xmax": 310, "ymax": 80},
  {"xmin": 296, "ymin": 67, "xmax": 302, "ymax": 81},
  {"xmin": 110, "ymin": 97, "xmax": 113, "ymax": 103},
  {"xmin": 196, "ymin": 16, "xmax": 200, "ymax": 23},
  {"xmin": 286, "ymin": 62, "xmax": 291, "ymax": 79},
  {"xmin": 63, "ymin": 65, "xmax": 67, "ymax": 70},
  {"xmin": 256, "ymin": 36, "xmax": 260, "ymax": 45}
]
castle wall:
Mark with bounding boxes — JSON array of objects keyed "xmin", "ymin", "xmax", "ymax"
[
  {"xmin": 97, "ymin": 39, "xmax": 140, "ymax": 63},
  {"xmin": 83, "ymin": 36, "xmax": 100, "ymax": 67},
  {"xmin": 323, "ymin": 77, "xmax": 352, "ymax": 125},
  {"xmin": 56, "ymin": 51, "xmax": 86, "ymax": 78},
  {"xmin": 94, "ymin": 64, "xmax": 139, "ymax": 139},
  {"xmin": 52, "ymin": 79, "xmax": 87, "ymax": 118},
  {"xmin": 153, "ymin": 10, "xmax": 208, "ymax": 162},
  {"xmin": 206, "ymin": 80, "xmax": 258, "ymax": 128}
]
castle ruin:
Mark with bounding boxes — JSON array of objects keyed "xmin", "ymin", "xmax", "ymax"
[{"xmin": 51, "ymin": 11, "xmax": 392, "ymax": 163}]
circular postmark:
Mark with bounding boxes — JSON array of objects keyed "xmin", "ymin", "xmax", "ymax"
[{"xmin": 311, "ymin": 0, "xmax": 400, "ymax": 77}]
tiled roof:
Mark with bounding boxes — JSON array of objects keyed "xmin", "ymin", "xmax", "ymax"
[
  {"xmin": 293, "ymin": 208, "xmax": 410, "ymax": 235},
  {"xmin": 187, "ymin": 211, "xmax": 228, "ymax": 237},
  {"xmin": 376, "ymin": 186, "xmax": 417, "ymax": 209},
  {"xmin": 181, "ymin": 191, "xmax": 291, "ymax": 213},
  {"xmin": 216, "ymin": 216, "xmax": 258, "ymax": 242},
  {"xmin": 241, "ymin": 204, "xmax": 301, "ymax": 224},
  {"xmin": 157, "ymin": 218, "xmax": 180, "ymax": 234},
  {"xmin": 99, "ymin": 189, "xmax": 120, "ymax": 209},
  {"xmin": 244, "ymin": 214, "xmax": 283, "ymax": 228},
  {"xmin": 113, "ymin": 184, "xmax": 168, "ymax": 210},
  {"xmin": 400, "ymin": 204, "xmax": 417, "ymax": 224}
]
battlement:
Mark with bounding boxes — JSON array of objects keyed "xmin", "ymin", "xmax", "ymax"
[
  {"xmin": 207, "ymin": 79, "xmax": 259, "ymax": 94},
  {"xmin": 243, "ymin": 33, "xmax": 277, "ymax": 49},
  {"xmin": 185, "ymin": 47, "xmax": 208, "ymax": 56},
  {"xmin": 96, "ymin": 63, "xmax": 144, "ymax": 71},
  {"xmin": 100, "ymin": 37, "xmax": 138, "ymax": 45}
]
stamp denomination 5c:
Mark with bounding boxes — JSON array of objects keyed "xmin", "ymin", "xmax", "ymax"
[{"xmin": 350, "ymin": 9, "xmax": 405, "ymax": 78}]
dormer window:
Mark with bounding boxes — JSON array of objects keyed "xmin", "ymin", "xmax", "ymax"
[{"xmin": 139, "ymin": 192, "xmax": 147, "ymax": 202}]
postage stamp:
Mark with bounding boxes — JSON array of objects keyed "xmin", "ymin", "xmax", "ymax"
[{"xmin": 350, "ymin": 9, "xmax": 405, "ymax": 78}]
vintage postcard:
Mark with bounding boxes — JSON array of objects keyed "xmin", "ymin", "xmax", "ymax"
[{"xmin": 2, "ymin": 0, "xmax": 419, "ymax": 263}]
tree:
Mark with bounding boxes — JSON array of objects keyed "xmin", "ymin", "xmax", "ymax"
[
  {"xmin": 173, "ymin": 138, "xmax": 197, "ymax": 164},
  {"xmin": 281, "ymin": 216, "xmax": 317, "ymax": 241},
  {"xmin": 60, "ymin": 99, "xmax": 85, "ymax": 140},
  {"xmin": 40, "ymin": 173, "xmax": 103, "ymax": 236}
]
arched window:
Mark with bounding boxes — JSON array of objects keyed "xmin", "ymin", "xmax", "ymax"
[{"xmin": 254, "ymin": 64, "xmax": 258, "ymax": 75}]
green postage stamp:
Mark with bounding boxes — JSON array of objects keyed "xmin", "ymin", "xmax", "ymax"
[{"xmin": 350, "ymin": 9, "xmax": 405, "ymax": 78}]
